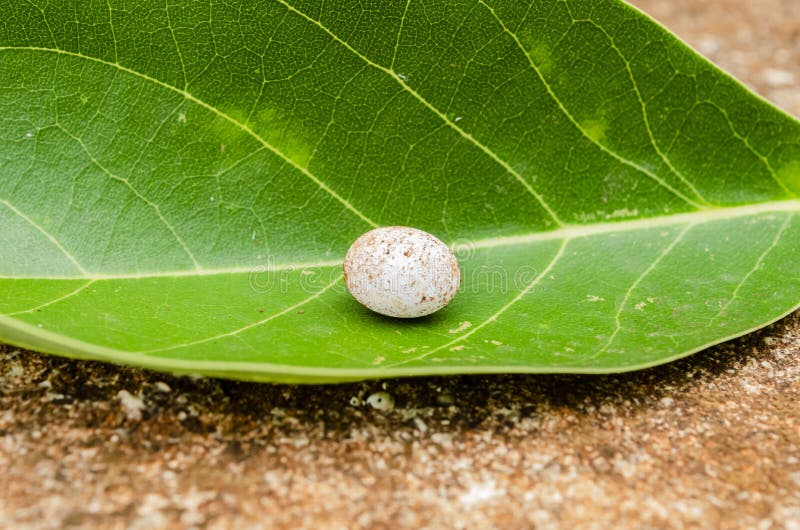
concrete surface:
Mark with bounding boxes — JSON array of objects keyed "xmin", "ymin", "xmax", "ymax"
[{"xmin": 1, "ymin": 1, "xmax": 799, "ymax": 528}]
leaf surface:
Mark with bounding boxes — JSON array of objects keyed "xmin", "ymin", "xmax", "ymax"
[{"xmin": 1, "ymin": 0, "xmax": 799, "ymax": 382}]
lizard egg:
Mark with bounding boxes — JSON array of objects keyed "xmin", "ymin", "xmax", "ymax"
[{"xmin": 343, "ymin": 226, "xmax": 461, "ymax": 318}]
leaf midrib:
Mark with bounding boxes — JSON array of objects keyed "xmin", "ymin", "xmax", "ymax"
[{"xmin": 2, "ymin": 199, "xmax": 798, "ymax": 281}]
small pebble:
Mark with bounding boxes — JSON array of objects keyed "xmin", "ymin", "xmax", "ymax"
[
  {"xmin": 763, "ymin": 68, "xmax": 794, "ymax": 87},
  {"xmin": 153, "ymin": 381, "xmax": 171, "ymax": 393},
  {"xmin": 117, "ymin": 390, "xmax": 145, "ymax": 421},
  {"xmin": 365, "ymin": 391, "xmax": 395, "ymax": 411}
]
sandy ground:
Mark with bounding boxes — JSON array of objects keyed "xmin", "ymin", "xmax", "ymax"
[{"xmin": 2, "ymin": 1, "xmax": 799, "ymax": 528}]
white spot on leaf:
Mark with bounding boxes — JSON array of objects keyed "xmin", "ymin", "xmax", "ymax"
[
  {"xmin": 605, "ymin": 208, "xmax": 639, "ymax": 219},
  {"xmin": 635, "ymin": 297, "xmax": 656, "ymax": 311},
  {"xmin": 449, "ymin": 321, "xmax": 472, "ymax": 333}
]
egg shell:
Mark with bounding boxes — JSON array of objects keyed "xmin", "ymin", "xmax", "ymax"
[{"xmin": 343, "ymin": 226, "xmax": 461, "ymax": 318}]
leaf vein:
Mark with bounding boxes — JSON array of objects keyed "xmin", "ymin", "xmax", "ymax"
[
  {"xmin": 479, "ymin": 0, "xmax": 706, "ymax": 209},
  {"xmin": 56, "ymin": 124, "xmax": 202, "ymax": 271},
  {"xmin": 386, "ymin": 239, "xmax": 568, "ymax": 368},
  {"xmin": 0, "ymin": 280, "xmax": 96, "ymax": 317},
  {"xmin": 708, "ymin": 102, "xmax": 794, "ymax": 196},
  {"xmin": 709, "ymin": 213, "xmax": 794, "ymax": 325},
  {"xmin": 0, "ymin": 46, "xmax": 379, "ymax": 230},
  {"xmin": 390, "ymin": 0, "xmax": 412, "ymax": 70},
  {"xmin": 136, "ymin": 274, "xmax": 342, "ymax": 354},
  {"xmin": 1, "ymin": 200, "xmax": 797, "ymax": 281},
  {"xmin": 164, "ymin": 0, "xmax": 188, "ymax": 89},
  {"xmin": 277, "ymin": 0, "xmax": 565, "ymax": 227},
  {"xmin": 0, "ymin": 197, "xmax": 88, "ymax": 275},
  {"xmin": 592, "ymin": 223, "xmax": 693, "ymax": 359},
  {"xmin": 573, "ymin": 17, "xmax": 710, "ymax": 205}
]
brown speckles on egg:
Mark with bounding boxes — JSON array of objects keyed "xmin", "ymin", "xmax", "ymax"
[{"xmin": 343, "ymin": 226, "xmax": 461, "ymax": 318}]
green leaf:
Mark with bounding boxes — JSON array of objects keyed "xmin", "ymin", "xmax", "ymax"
[{"xmin": 1, "ymin": 0, "xmax": 798, "ymax": 383}]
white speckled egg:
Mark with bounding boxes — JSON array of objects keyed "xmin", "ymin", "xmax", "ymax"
[{"xmin": 343, "ymin": 226, "xmax": 461, "ymax": 318}]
